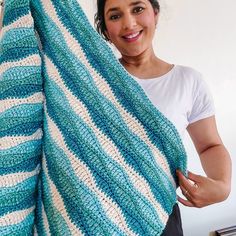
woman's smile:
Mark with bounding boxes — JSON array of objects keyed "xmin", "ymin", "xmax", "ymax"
[{"xmin": 122, "ymin": 30, "xmax": 143, "ymax": 43}]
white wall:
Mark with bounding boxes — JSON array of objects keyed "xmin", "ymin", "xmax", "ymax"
[
  {"xmin": 155, "ymin": 1, "xmax": 236, "ymax": 235},
  {"xmin": 81, "ymin": 1, "xmax": 236, "ymax": 235}
]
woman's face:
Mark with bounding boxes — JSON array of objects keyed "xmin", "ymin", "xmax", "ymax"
[{"xmin": 104, "ymin": 0, "xmax": 158, "ymax": 57}]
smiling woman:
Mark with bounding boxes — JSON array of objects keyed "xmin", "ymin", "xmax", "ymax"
[
  {"xmin": 0, "ymin": 0, "xmax": 232, "ymax": 235},
  {"xmin": 104, "ymin": 0, "xmax": 157, "ymax": 58},
  {"xmin": 95, "ymin": 0, "xmax": 232, "ymax": 236},
  {"xmin": 95, "ymin": 0, "xmax": 160, "ymax": 42}
]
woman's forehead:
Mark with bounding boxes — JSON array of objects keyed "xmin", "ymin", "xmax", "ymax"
[{"xmin": 105, "ymin": 0, "xmax": 149, "ymax": 9}]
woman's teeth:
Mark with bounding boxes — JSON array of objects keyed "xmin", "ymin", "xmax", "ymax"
[{"xmin": 125, "ymin": 32, "xmax": 140, "ymax": 39}]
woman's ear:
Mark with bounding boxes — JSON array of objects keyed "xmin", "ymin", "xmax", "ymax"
[
  {"xmin": 154, "ymin": 9, "xmax": 159, "ymax": 27},
  {"xmin": 104, "ymin": 30, "xmax": 111, "ymax": 42}
]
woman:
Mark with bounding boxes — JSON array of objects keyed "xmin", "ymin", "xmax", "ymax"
[{"xmin": 95, "ymin": 0, "xmax": 232, "ymax": 235}]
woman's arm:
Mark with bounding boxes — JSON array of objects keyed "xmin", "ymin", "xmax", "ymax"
[{"xmin": 177, "ymin": 116, "xmax": 232, "ymax": 208}]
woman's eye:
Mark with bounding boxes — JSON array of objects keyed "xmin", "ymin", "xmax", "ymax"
[
  {"xmin": 110, "ymin": 14, "xmax": 121, "ymax": 20},
  {"xmin": 133, "ymin": 6, "xmax": 144, "ymax": 13}
]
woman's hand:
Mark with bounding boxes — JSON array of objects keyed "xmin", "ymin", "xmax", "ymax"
[
  {"xmin": 176, "ymin": 170, "xmax": 230, "ymax": 208},
  {"xmin": 180, "ymin": 116, "xmax": 232, "ymax": 208}
]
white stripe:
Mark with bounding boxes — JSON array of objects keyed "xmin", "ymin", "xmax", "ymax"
[
  {"xmin": 0, "ymin": 128, "xmax": 43, "ymax": 150},
  {"xmin": 0, "ymin": 165, "xmax": 40, "ymax": 188},
  {"xmin": 44, "ymin": 56, "xmax": 168, "ymax": 226},
  {"xmin": 33, "ymin": 224, "xmax": 39, "ymax": 236},
  {"xmin": 42, "ymin": 153, "xmax": 83, "ymax": 236},
  {"xmin": 40, "ymin": 0, "xmax": 175, "ymax": 189},
  {"xmin": 0, "ymin": 92, "xmax": 44, "ymax": 114},
  {"xmin": 33, "ymin": 224, "xmax": 38, "ymax": 236},
  {"xmin": 45, "ymin": 110, "xmax": 136, "ymax": 235},
  {"xmin": 41, "ymin": 199, "xmax": 51, "ymax": 236},
  {"xmin": 0, "ymin": 54, "xmax": 41, "ymax": 75},
  {"xmin": 0, "ymin": 207, "xmax": 34, "ymax": 226},
  {"xmin": 0, "ymin": 13, "xmax": 34, "ymax": 39}
]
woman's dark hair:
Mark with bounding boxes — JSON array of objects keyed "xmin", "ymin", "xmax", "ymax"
[{"xmin": 95, "ymin": 0, "xmax": 160, "ymax": 41}]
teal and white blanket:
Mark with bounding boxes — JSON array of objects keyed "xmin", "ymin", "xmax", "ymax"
[{"xmin": 0, "ymin": 0, "xmax": 187, "ymax": 235}]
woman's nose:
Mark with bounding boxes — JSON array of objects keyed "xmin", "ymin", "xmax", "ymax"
[{"xmin": 122, "ymin": 14, "xmax": 137, "ymax": 30}]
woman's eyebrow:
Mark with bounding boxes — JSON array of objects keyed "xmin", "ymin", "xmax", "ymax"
[
  {"xmin": 106, "ymin": 1, "xmax": 144, "ymax": 15},
  {"xmin": 130, "ymin": 1, "xmax": 145, "ymax": 7},
  {"xmin": 106, "ymin": 7, "xmax": 120, "ymax": 16}
]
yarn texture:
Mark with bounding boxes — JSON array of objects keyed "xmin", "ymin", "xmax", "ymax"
[{"xmin": 0, "ymin": 0, "xmax": 187, "ymax": 235}]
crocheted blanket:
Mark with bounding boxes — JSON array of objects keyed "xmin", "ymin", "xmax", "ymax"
[{"xmin": 0, "ymin": 0, "xmax": 187, "ymax": 235}]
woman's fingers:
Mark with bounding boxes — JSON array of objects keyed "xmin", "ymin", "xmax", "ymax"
[
  {"xmin": 179, "ymin": 185, "xmax": 191, "ymax": 197},
  {"xmin": 187, "ymin": 171, "xmax": 202, "ymax": 184},
  {"xmin": 177, "ymin": 195, "xmax": 195, "ymax": 207},
  {"xmin": 176, "ymin": 170, "xmax": 201, "ymax": 207},
  {"xmin": 176, "ymin": 170, "xmax": 198, "ymax": 195},
  {"xmin": 176, "ymin": 170, "xmax": 222, "ymax": 208}
]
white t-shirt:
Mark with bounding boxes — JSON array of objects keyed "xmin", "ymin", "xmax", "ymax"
[{"xmin": 132, "ymin": 65, "xmax": 215, "ymax": 138}]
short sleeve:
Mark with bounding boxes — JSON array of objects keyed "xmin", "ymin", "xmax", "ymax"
[{"xmin": 188, "ymin": 74, "xmax": 215, "ymax": 124}]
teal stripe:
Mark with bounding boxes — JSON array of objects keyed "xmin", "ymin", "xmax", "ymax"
[
  {"xmin": 0, "ymin": 139, "xmax": 41, "ymax": 166},
  {"xmin": 1, "ymin": 66, "xmax": 41, "ymax": 85},
  {"xmin": 0, "ymin": 103, "xmax": 43, "ymax": 137},
  {"xmin": 1, "ymin": 28, "xmax": 36, "ymax": 48},
  {"xmin": 0, "ymin": 175, "xmax": 37, "ymax": 206},
  {"xmin": 0, "ymin": 84, "xmax": 42, "ymax": 100},
  {"xmin": 0, "ymin": 176, "xmax": 37, "ymax": 217},
  {"xmin": 0, "ymin": 103, "xmax": 42, "ymax": 122},
  {"xmin": 0, "ymin": 66, "xmax": 42, "ymax": 99},
  {"xmin": 2, "ymin": 0, "xmax": 30, "ymax": 27},
  {"xmin": 0, "ymin": 139, "xmax": 41, "ymax": 175},
  {"xmin": 0, "ymin": 211, "xmax": 34, "ymax": 236},
  {"xmin": 0, "ymin": 46, "xmax": 38, "ymax": 63},
  {"xmin": 0, "ymin": 28, "xmax": 39, "ymax": 63},
  {"xmin": 40, "ymin": 171, "xmax": 73, "ymax": 236}
]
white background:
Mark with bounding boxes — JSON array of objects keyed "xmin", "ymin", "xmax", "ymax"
[{"xmin": 81, "ymin": 0, "xmax": 236, "ymax": 235}]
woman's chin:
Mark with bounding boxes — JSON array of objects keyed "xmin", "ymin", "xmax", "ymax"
[{"xmin": 121, "ymin": 50, "xmax": 144, "ymax": 58}]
